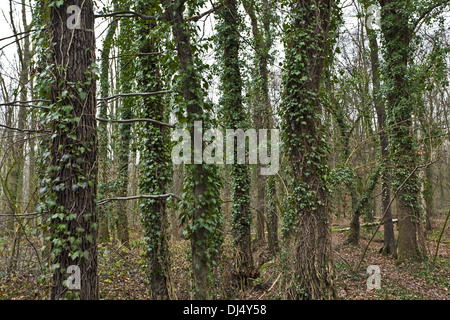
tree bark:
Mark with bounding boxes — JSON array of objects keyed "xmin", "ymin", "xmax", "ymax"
[
  {"xmin": 379, "ymin": 0, "xmax": 427, "ymax": 262},
  {"xmin": 48, "ymin": 0, "xmax": 98, "ymax": 300},
  {"xmin": 244, "ymin": 0, "xmax": 278, "ymax": 248},
  {"xmin": 136, "ymin": 4, "xmax": 174, "ymax": 299},
  {"xmin": 115, "ymin": 7, "xmax": 133, "ymax": 248},
  {"xmin": 162, "ymin": 0, "xmax": 223, "ymax": 299},
  {"xmin": 97, "ymin": 8, "xmax": 119, "ymax": 244},
  {"xmin": 365, "ymin": 11, "xmax": 396, "ymax": 256},
  {"xmin": 217, "ymin": 0, "xmax": 254, "ymax": 289},
  {"xmin": 282, "ymin": 0, "xmax": 336, "ymax": 299}
]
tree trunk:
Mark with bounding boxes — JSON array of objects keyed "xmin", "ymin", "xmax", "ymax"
[
  {"xmin": 115, "ymin": 8, "xmax": 133, "ymax": 248},
  {"xmin": 365, "ymin": 10, "xmax": 396, "ymax": 256},
  {"xmin": 333, "ymin": 107, "xmax": 360, "ymax": 245},
  {"xmin": 98, "ymin": 8, "xmax": 118, "ymax": 244},
  {"xmin": 217, "ymin": 0, "xmax": 254, "ymax": 289},
  {"xmin": 48, "ymin": 0, "xmax": 98, "ymax": 299},
  {"xmin": 244, "ymin": 0, "xmax": 278, "ymax": 247},
  {"xmin": 380, "ymin": 0, "xmax": 426, "ymax": 262},
  {"xmin": 163, "ymin": 0, "xmax": 223, "ymax": 299},
  {"xmin": 423, "ymin": 164, "xmax": 433, "ymax": 231},
  {"xmin": 136, "ymin": 5, "xmax": 174, "ymax": 300},
  {"xmin": 266, "ymin": 176, "xmax": 278, "ymax": 254},
  {"xmin": 282, "ymin": 0, "xmax": 336, "ymax": 299}
]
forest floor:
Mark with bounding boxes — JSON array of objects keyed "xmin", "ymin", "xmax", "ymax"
[{"xmin": 0, "ymin": 215, "xmax": 449, "ymax": 300}]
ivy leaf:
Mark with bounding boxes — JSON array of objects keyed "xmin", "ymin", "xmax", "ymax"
[
  {"xmin": 78, "ymin": 88, "xmax": 87, "ymax": 100},
  {"xmin": 70, "ymin": 251, "xmax": 80, "ymax": 260}
]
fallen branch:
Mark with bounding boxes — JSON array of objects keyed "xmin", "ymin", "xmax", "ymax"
[
  {"xmin": 333, "ymin": 219, "xmax": 398, "ymax": 232},
  {"xmin": 258, "ymin": 272, "xmax": 282, "ymax": 300}
]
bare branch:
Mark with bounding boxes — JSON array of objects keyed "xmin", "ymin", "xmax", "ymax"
[
  {"xmin": 109, "ymin": 52, "xmax": 165, "ymax": 59},
  {"xmin": 1, "ymin": 91, "xmax": 172, "ymax": 106},
  {"xmin": 186, "ymin": 3, "xmax": 224, "ymax": 22},
  {"xmin": 0, "ymin": 33, "xmax": 29, "ymax": 52},
  {"xmin": 0, "ymin": 28, "xmax": 36, "ymax": 43},
  {"xmin": 95, "ymin": 10, "xmax": 156, "ymax": 21},
  {"xmin": 412, "ymin": 0, "xmax": 450, "ymax": 34},
  {"xmin": 97, "ymin": 117, "xmax": 175, "ymax": 128},
  {"xmin": 0, "ymin": 123, "xmax": 49, "ymax": 133},
  {"xmin": 0, "ymin": 211, "xmax": 47, "ymax": 218},
  {"xmin": 0, "ymin": 99, "xmax": 50, "ymax": 106},
  {"xmin": 97, "ymin": 194, "xmax": 181, "ymax": 206},
  {"xmin": 97, "ymin": 90, "xmax": 173, "ymax": 103},
  {"xmin": 0, "ymin": 103, "xmax": 49, "ymax": 110}
]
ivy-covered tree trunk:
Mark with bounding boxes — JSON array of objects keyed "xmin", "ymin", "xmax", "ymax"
[
  {"xmin": 163, "ymin": 0, "xmax": 223, "ymax": 299},
  {"xmin": 281, "ymin": 0, "xmax": 336, "ymax": 299},
  {"xmin": 47, "ymin": 0, "xmax": 98, "ymax": 300},
  {"xmin": 136, "ymin": 2, "xmax": 174, "ymax": 300},
  {"xmin": 380, "ymin": 0, "xmax": 427, "ymax": 262},
  {"xmin": 216, "ymin": 0, "xmax": 254, "ymax": 289},
  {"xmin": 98, "ymin": 10, "xmax": 118, "ymax": 244},
  {"xmin": 244, "ymin": 0, "xmax": 278, "ymax": 248},
  {"xmin": 115, "ymin": 8, "xmax": 134, "ymax": 248},
  {"xmin": 332, "ymin": 107, "xmax": 360, "ymax": 245},
  {"xmin": 256, "ymin": 0, "xmax": 278, "ymax": 253},
  {"xmin": 364, "ymin": 6, "xmax": 396, "ymax": 256}
]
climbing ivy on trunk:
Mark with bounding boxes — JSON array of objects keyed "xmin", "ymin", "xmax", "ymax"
[
  {"xmin": 280, "ymin": 0, "xmax": 337, "ymax": 300},
  {"xmin": 215, "ymin": 0, "xmax": 253, "ymax": 290},
  {"xmin": 162, "ymin": 0, "xmax": 224, "ymax": 299},
  {"xmin": 38, "ymin": 0, "xmax": 99, "ymax": 300},
  {"xmin": 135, "ymin": 0, "xmax": 175, "ymax": 300},
  {"xmin": 115, "ymin": 0, "xmax": 135, "ymax": 248},
  {"xmin": 379, "ymin": 0, "xmax": 426, "ymax": 262}
]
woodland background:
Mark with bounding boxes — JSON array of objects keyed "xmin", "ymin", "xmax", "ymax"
[{"xmin": 0, "ymin": 0, "xmax": 449, "ymax": 300}]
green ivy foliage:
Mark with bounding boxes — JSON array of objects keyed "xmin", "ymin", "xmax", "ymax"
[
  {"xmin": 279, "ymin": 1, "xmax": 334, "ymax": 235},
  {"xmin": 34, "ymin": 0, "xmax": 100, "ymax": 299},
  {"xmin": 214, "ymin": 0, "xmax": 253, "ymax": 265},
  {"xmin": 133, "ymin": 0, "xmax": 174, "ymax": 298},
  {"xmin": 162, "ymin": 0, "xmax": 224, "ymax": 298}
]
